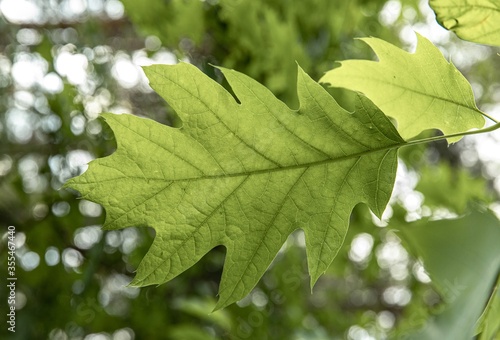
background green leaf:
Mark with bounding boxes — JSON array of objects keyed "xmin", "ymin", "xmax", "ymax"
[
  {"xmin": 65, "ymin": 62, "xmax": 406, "ymax": 309},
  {"xmin": 394, "ymin": 210, "xmax": 500, "ymax": 339},
  {"xmin": 416, "ymin": 162, "xmax": 493, "ymax": 214},
  {"xmin": 430, "ymin": 0, "xmax": 500, "ymax": 46},
  {"xmin": 120, "ymin": 0, "xmax": 395, "ymax": 105},
  {"xmin": 121, "ymin": 0, "xmax": 205, "ymax": 46},
  {"xmin": 320, "ymin": 33, "xmax": 486, "ymax": 143}
]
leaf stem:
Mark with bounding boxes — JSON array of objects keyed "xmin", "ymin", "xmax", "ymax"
[
  {"xmin": 404, "ymin": 121, "xmax": 500, "ymax": 146},
  {"xmin": 481, "ymin": 111, "xmax": 500, "ymax": 124}
]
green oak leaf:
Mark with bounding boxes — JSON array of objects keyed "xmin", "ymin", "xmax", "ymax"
[
  {"xmin": 65, "ymin": 63, "xmax": 406, "ymax": 309},
  {"xmin": 430, "ymin": 0, "xmax": 500, "ymax": 47},
  {"xmin": 395, "ymin": 210, "xmax": 500, "ymax": 339},
  {"xmin": 320, "ymin": 33, "xmax": 486, "ymax": 143}
]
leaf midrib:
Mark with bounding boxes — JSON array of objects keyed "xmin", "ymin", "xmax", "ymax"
[
  {"xmin": 330, "ymin": 68, "xmax": 483, "ymax": 115},
  {"xmin": 330, "ymin": 70, "xmax": 485, "ymax": 119},
  {"xmin": 106, "ymin": 115, "xmax": 406, "ymax": 183},
  {"xmin": 81, "ymin": 140, "xmax": 403, "ymax": 187}
]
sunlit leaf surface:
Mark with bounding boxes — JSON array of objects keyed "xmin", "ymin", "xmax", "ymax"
[
  {"xmin": 65, "ymin": 63, "xmax": 406, "ymax": 309},
  {"xmin": 430, "ymin": 0, "xmax": 500, "ymax": 46},
  {"xmin": 320, "ymin": 33, "xmax": 485, "ymax": 143}
]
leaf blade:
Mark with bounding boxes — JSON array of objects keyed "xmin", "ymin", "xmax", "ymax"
[
  {"xmin": 66, "ymin": 63, "xmax": 406, "ymax": 308},
  {"xmin": 430, "ymin": 0, "xmax": 500, "ymax": 46},
  {"xmin": 320, "ymin": 33, "xmax": 485, "ymax": 143}
]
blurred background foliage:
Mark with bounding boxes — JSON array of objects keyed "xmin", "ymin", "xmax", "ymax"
[{"xmin": 0, "ymin": 0, "xmax": 499, "ymax": 339}]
